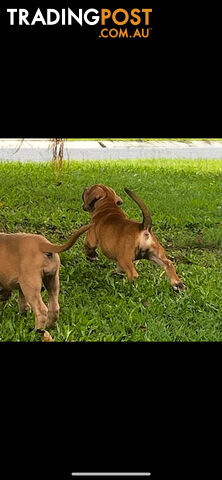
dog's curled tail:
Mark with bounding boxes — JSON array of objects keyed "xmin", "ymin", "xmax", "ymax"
[
  {"xmin": 124, "ymin": 188, "xmax": 152, "ymax": 231},
  {"xmin": 43, "ymin": 224, "xmax": 91, "ymax": 253}
]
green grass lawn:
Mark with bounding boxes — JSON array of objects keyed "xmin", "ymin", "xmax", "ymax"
[{"xmin": 0, "ymin": 158, "xmax": 221, "ymax": 342}]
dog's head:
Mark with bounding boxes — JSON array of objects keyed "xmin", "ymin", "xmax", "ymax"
[{"xmin": 82, "ymin": 184, "xmax": 123, "ymax": 213}]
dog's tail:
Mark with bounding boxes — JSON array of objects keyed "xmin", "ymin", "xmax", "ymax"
[
  {"xmin": 124, "ymin": 188, "xmax": 152, "ymax": 231},
  {"xmin": 42, "ymin": 224, "xmax": 91, "ymax": 253}
]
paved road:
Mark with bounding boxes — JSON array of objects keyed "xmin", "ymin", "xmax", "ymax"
[{"xmin": 0, "ymin": 139, "xmax": 222, "ymax": 161}]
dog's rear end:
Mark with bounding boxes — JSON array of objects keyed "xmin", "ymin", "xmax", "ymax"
[{"xmin": 0, "ymin": 223, "xmax": 91, "ymax": 339}]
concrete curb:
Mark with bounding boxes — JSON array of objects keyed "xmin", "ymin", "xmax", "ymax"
[{"xmin": 0, "ymin": 139, "xmax": 222, "ymax": 161}]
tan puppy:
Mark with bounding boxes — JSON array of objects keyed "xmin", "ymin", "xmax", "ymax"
[
  {"xmin": 0, "ymin": 224, "xmax": 91, "ymax": 334},
  {"xmin": 82, "ymin": 184, "xmax": 185, "ymax": 291}
]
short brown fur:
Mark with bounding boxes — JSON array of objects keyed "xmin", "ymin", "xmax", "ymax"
[
  {"xmin": 82, "ymin": 184, "xmax": 185, "ymax": 290},
  {"xmin": 0, "ymin": 224, "xmax": 91, "ymax": 335}
]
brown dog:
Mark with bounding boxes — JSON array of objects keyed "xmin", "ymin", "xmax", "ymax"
[
  {"xmin": 0, "ymin": 224, "xmax": 91, "ymax": 335},
  {"xmin": 82, "ymin": 184, "xmax": 185, "ymax": 291}
]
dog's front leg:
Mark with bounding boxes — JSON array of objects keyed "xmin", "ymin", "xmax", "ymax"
[
  {"xmin": 147, "ymin": 242, "xmax": 185, "ymax": 291},
  {"xmin": 117, "ymin": 258, "xmax": 139, "ymax": 282},
  {"xmin": 0, "ymin": 288, "xmax": 12, "ymax": 302},
  {"xmin": 84, "ymin": 229, "xmax": 98, "ymax": 262},
  {"xmin": 116, "ymin": 263, "xmax": 125, "ymax": 275}
]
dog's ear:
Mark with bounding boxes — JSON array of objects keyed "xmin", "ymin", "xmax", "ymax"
[
  {"xmin": 108, "ymin": 187, "xmax": 123, "ymax": 206},
  {"xmin": 82, "ymin": 188, "xmax": 88, "ymax": 202},
  {"xmin": 116, "ymin": 195, "xmax": 123, "ymax": 206},
  {"xmin": 83, "ymin": 186, "xmax": 106, "ymax": 212}
]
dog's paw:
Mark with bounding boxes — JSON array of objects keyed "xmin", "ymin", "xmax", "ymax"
[
  {"xmin": 35, "ymin": 329, "xmax": 54, "ymax": 342},
  {"xmin": 172, "ymin": 281, "xmax": 186, "ymax": 292},
  {"xmin": 42, "ymin": 330, "xmax": 54, "ymax": 342},
  {"xmin": 86, "ymin": 255, "xmax": 98, "ymax": 262}
]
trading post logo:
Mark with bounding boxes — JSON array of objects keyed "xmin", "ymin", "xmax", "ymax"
[
  {"xmin": 5, "ymin": 7, "xmax": 153, "ymax": 39},
  {"xmin": 99, "ymin": 8, "xmax": 152, "ymax": 39}
]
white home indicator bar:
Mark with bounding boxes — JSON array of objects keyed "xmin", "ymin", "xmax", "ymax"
[{"xmin": 71, "ymin": 474, "xmax": 151, "ymax": 477}]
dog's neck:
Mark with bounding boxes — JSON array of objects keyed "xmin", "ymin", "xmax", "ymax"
[{"xmin": 91, "ymin": 199, "xmax": 125, "ymax": 218}]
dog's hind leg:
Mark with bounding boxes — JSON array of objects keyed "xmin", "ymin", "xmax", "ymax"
[
  {"xmin": 18, "ymin": 288, "xmax": 31, "ymax": 313},
  {"xmin": 43, "ymin": 271, "xmax": 60, "ymax": 328},
  {"xmin": 19, "ymin": 276, "xmax": 48, "ymax": 330},
  {"xmin": 147, "ymin": 242, "xmax": 185, "ymax": 291}
]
